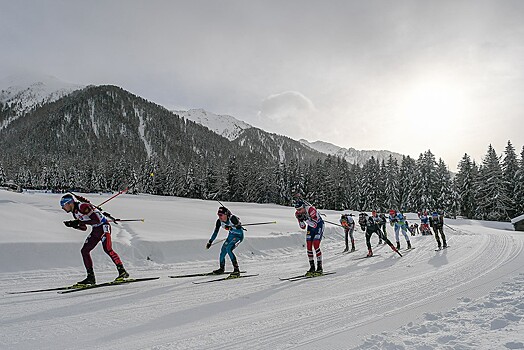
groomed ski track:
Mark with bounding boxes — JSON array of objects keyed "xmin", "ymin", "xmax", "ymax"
[{"xmin": 2, "ymin": 225, "xmax": 523, "ymax": 350}]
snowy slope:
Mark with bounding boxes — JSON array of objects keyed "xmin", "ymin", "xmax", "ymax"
[
  {"xmin": 1, "ymin": 190, "xmax": 523, "ymax": 350},
  {"xmin": 0, "ymin": 72, "xmax": 83, "ymax": 130},
  {"xmin": 174, "ymin": 108, "xmax": 252, "ymax": 140}
]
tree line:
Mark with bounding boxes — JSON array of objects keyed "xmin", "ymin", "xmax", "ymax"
[{"xmin": 0, "ymin": 140, "xmax": 522, "ymax": 222}]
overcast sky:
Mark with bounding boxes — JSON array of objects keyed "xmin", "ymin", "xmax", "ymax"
[{"xmin": 1, "ymin": 0, "xmax": 523, "ymax": 170}]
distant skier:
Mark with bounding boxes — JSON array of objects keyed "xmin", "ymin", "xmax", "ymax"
[
  {"xmin": 378, "ymin": 212, "xmax": 388, "ymax": 242},
  {"xmin": 388, "ymin": 209, "xmax": 412, "ymax": 250},
  {"xmin": 60, "ymin": 194, "xmax": 129, "ymax": 286},
  {"xmin": 371, "ymin": 211, "xmax": 384, "ymax": 244},
  {"xmin": 340, "ymin": 213, "xmax": 356, "ymax": 252},
  {"xmin": 418, "ymin": 210, "xmax": 432, "ymax": 235},
  {"xmin": 206, "ymin": 206, "xmax": 243, "ymax": 278},
  {"xmin": 358, "ymin": 212, "xmax": 368, "ymax": 231},
  {"xmin": 364, "ymin": 215, "xmax": 382, "ymax": 257},
  {"xmin": 294, "ymin": 199, "xmax": 324, "ymax": 276},
  {"xmin": 429, "ymin": 211, "xmax": 447, "ymax": 250}
]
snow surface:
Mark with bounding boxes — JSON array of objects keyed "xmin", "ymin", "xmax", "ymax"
[{"xmin": 1, "ymin": 190, "xmax": 523, "ymax": 350}]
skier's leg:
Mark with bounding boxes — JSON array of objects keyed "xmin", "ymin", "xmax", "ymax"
[
  {"xmin": 401, "ymin": 226, "xmax": 411, "ymax": 248},
  {"xmin": 226, "ymin": 236, "xmax": 242, "ymax": 275},
  {"xmin": 306, "ymin": 239, "xmax": 315, "ymax": 274},
  {"xmin": 349, "ymin": 228, "xmax": 355, "ymax": 251},
  {"xmin": 439, "ymin": 228, "xmax": 447, "ymax": 247},
  {"xmin": 80, "ymin": 229, "xmax": 103, "ymax": 271},
  {"xmin": 344, "ymin": 228, "xmax": 349, "ymax": 251},
  {"xmin": 394, "ymin": 226, "xmax": 401, "ymax": 249},
  {"xmin": 99, "ymin": 225, "xmax": 123, "ymax": 266}
]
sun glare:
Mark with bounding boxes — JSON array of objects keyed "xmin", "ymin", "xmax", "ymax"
[{"xmin": 400, "ymin": 79, "xmax": 466, "ymax": 129}]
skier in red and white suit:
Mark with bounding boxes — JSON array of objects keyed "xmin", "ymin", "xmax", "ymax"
[
  {"xmin": 60, "ymin": 194, "xmax": 128, "ymax": 286},
  {"xmin": 294, "ymin": 200, "xmax": 325, "ymax": 276}
]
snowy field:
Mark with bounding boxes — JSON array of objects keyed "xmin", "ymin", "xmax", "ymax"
[{"xmin": 1, "ymin": 190, "xmax": 523, "ymax": 350}]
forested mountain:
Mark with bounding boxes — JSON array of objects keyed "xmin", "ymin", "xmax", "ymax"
[
  {"xmin": 0, "ymin": 83, "xmax": 522, "ymax": 221},
  {"xmin": 0, "ymin": 85, "xmax": 325, "ymax": 202}
]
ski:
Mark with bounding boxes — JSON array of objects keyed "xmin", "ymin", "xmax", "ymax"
[
  {"xmin": 168, "ymin": 271, "xmax": 246, "ymax": 278},
  {"xmin": 435, "ymin": 246, "xmax": 450, "ymax": 252},
  {"xmin": 336, "ymin": 249, "xmax": 358, "ymax": 255},
  {"xmin": 7, "ymin": 285, "xmax": 79, "ymax": 294},
  {"xmin": 280, "ymin": 271, "xmax": 336, "ymax": 281},
  {"xmin": 192, "ymin": 274, "xmax": 259, "ymax": 284},
  {"xmin": 353, "ymin": 254, "xmax": 381, "ymax": 260},
  {"xmin": 58, "ymin": 277, "xmax": 159, "ymax": 294}
]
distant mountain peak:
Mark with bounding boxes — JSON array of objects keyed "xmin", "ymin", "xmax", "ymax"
[
  {"xmin": 173, "ymin": 108, "xmax": 252, "ymax": 140},
  {"xmin": 0, "ymin": 73, "xmax": 83, "ymax": 130},
  {"xmin": 299, "ymin": 139, "xmax": 404, "ymax": 165}
]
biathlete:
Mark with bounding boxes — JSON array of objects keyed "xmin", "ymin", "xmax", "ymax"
[
  {"xmin": 388, "ymin": 209, "xmax": 412, "ymax": 250},
  {"xmin": 60, "ymin": 194, "xmax": 129, "ymax": 286},
  {"xmin": 294, "ymin": 200, "xmax": 324, "ymax": 276},
  {"xmin": 206, "ymin": 206, "xmax": 243, "ymax": 278}
]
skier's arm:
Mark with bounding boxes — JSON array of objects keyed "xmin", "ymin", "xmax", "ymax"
[
  {"xmin": 209, "ymin": 219, "xmax": 221, "ymax": 243},
  {"xmin": 304, "ymin": 207, "xmax": 319, "ymax": 228},
  {"xmin": 295, "ymin": 211, "xmax": 307, "ymax": 229}
]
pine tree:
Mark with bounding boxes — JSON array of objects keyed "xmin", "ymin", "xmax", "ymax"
[
  {"xmin": 435, "ymin": 158, "xmax": 453, "ymax": 213},
  {"xmin": 399, "ymin": 156, "xmax": 416, "ymax": 211},
  {"xmin": 455, "ymin": 154, "xmax": 477, "ymax": 219},
  {"xmin": 383, "ymin": 155, "xmax": 400, "ymax": 211},
  {"xmin": 502, "ymin": 140, "xmax": 519, "ymax": 218},
  {"xmin": 474, "ymin": 145, "xmax": 512, "ymax": 220},
  {"xmin": 0, "ymin": 162, "xmax": 6, "ymax": 186},
  {"xmin": 515, "ymin": 146, "xmax": 524, "ymax": 214}
]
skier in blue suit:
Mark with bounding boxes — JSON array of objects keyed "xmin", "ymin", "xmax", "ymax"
[
  {"xmin": 388, "ymin": 209, "xmax": 412, "ymax": 250},
  {"xmin": 206, "ymin": 206, "xmax": 244, "ymax": 277}
]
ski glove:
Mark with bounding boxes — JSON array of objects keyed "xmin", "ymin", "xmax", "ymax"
[
  {"xmin": 206, "ymin": 241, "xmax": 212, "ymax": 249},
  {"xmin": 224, "ymin": 225, "xmax": 232, "ymax": 231},
  {"xmin": 64, "ymin": 219, "xmax": 81, "ymax": 228}
]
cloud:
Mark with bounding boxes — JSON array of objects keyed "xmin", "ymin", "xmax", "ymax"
[{"xmin": 256, "ymin": 91, "xmax": 317, "ymax": 139}]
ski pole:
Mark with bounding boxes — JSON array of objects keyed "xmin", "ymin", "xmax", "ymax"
[
  {"xmin": 444, "ymin": 223, "xmax": 456, "ymax": 231},
  {"xmin": 324, "ymin": 220, "xmax": 345, "ymax": 228},
  {"xmin": 210, "ymin": 238, "xmax": 226, "ymax": 247},
  {"xmin": 242, "ymin": 221, "xmax": 277, "ymax": 226},
  {"xmin": 113, "ymin": 219, "xmax": 145, "ymax": 223},
  {"xmin": 97, "ymin": 180, "xmax": 137, "ymax": 207}
]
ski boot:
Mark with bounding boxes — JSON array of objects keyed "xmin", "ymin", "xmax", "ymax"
[
  {"xmin": 114, "ymin": 264, "xmax": 129, "ymax": 282},
  {"xmin": 350, "ymin": 245, "xmax": 356, "ymax": 252},
  {"xmin": 228, "ymin": 261, "xmax": 241, "ymax": 278},
  {"xmin": 378, "ymin": 239, "xmax": 383, "ymax": 245},
  {"xmin": 366, "ymin": 249, "xmax": 373, "ymax": 257},
  {"xmin": 212, "ymin": 263, "xmax": 225, "ymax": 275},
  {"xmin": 396, "ymin": 242, "xmax": 401, "ymax": 250},
  {"xmin": 75, "ymin": 269, "xmax": 95, "ymax": 287},
  {"xmin": 343, "ymin": 247, "xmax": 349, "ymax": 253},
  {"xmin": 313, "ymin": 261, "xmax": 323, "ymax": 276},
  {"xmin": 305, "ymin": 261, "xmax": 316, "ymax": 277},
  {"xmin": 407, "ymin": 241, "xmax": 412, "ymax": 250}
]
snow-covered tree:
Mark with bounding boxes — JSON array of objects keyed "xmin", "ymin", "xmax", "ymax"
[
  {"xmin": 502, "ymin": 140, "xmax": 519, "ymax": 218},
  {"xmin": 474, "ymin": 145, "xmax": 512, "ymax": 221},
  {"xmin": 455, "ymin": 154, "xmax": 477, "ymax": 219}
]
